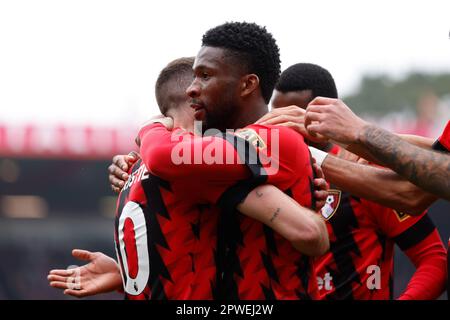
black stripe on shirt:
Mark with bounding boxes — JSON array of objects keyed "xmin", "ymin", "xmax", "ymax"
[
  {"xmin": 393, "ymin": 215, "xmax": 436, "ymax": 251},
  {"xmin": 432, "ymin": 140, "xmax": 450, "ymax": 153},
  {"xmin": 216, "ymin": 132, "xmax": 268, "ymax": 213}
]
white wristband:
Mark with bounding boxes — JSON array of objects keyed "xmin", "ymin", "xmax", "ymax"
[{"xmin": 308, "ymin": 146, "xmax": 329, "ymax": 167}]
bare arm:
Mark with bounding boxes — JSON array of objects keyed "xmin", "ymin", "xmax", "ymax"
[
  {"xmin": 345, "ymin": 133, "xmax": 435, "ymax": 166},
  {"xmin": 398, "ymin": 134, "xmax": 434, "ymax": 149},
  {"xmin": 358, "ymin": 125, "xmax": 450, "ymax": 201},
  {"xmin": 321, "ymin": 154, "xmax": 437, "ymax": 215},
  {"xmin": 237, "ymin": 184, "xmax": 329, "ymax": 256}
]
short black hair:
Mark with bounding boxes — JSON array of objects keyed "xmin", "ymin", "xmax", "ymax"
[
  {"xmin": 155, "ymin": 57, "xmax": 195, "ymax": 114},
  {"xmin": 202, "ymin": 22, "xmax": 281, "ymax": 104},
  {"xmin": 275, "ymin": 63, "xmax": 338, "ymax": 99}
]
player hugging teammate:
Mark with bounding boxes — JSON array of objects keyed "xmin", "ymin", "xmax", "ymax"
[{"xmin": 48, "ymin": 21, "xmax": 449, "ymax": 301}]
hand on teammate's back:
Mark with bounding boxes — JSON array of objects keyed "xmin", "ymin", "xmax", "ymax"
[
  {"xmin": 135, "ymin": 115, "xmax": 174, "ymax": 147},
  {"xmin": 256, "ymin": 105, "xmax": 327, "ymax": 143},
  {"xmin": 312, "ymin": 160, "xmax": 329, "ymax": 212},
  {"xmin": 108, "ymin": 152, "xmax": 140, "ymax": 193}
]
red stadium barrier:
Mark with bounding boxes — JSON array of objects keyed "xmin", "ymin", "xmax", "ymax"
[{"xmin": 0, "ymin": 123, "xmax": 138, "ymax": 159}]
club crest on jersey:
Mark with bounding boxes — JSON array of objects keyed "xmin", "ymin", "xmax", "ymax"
[
  {"xmin": 321, "ymin": 189, "xmax": 341, "ymax": 220},
  {"xmin": 234, "ymin": 128, "xmax": 267, "ymax": 149},
  {"xmin": 393, "ymin": 210, "xmax": 410, "ymax": 222}
]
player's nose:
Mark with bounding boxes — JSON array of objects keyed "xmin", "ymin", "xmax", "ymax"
[{"xmin": 186, "ymin": 81, "xmax": 201, "ymax": 98}]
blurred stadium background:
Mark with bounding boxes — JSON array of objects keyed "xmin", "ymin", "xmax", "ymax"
[{"xmin": 0, "ymin": 72, "xmax": 449, "ymax": 300}]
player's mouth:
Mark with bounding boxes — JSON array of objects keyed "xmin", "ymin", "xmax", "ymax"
[{"xmin": 190, "ymin": 101, "xmax": 206, "ymax": 120}]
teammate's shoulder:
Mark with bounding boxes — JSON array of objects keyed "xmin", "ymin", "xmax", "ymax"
[
  {"xmin": 246, "ymin": 124, "xmax": 302, "ymax": 137},
  {"xmin": 242, "ymin": 124, "xmax": 304, "ymax": 148}
]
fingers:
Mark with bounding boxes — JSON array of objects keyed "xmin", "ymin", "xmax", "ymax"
[
  {"xmin": 315, "ymin": 190, "xmax": 329, "ymax": 200},
  {"xmin": 314, "ymin": 178, "xmax": 329, "ymax": 193},
  {"xmin": 312, "ymin": 163, "xmax": 325, "ymax": 180},
  {"xmin": 304, "ymin": 104, "xmax": 333, "ymax": 133},
  {"xmin": 49, "ymin": 268, "xmax": 75, "ymax": 276},
  {"xmin": 49, "ymin": 281, "xmax": 70, "ymax": 290},
  {"xmin": 108, "ymin": 159, "xmax": 128, "ymax": 193},
  {"xmin": 313, "ymin": 163, "xmax": 329, "ymax": 212},
  {"xmin": 130, "ymin": 151, "xmax": 141, "ymax": 159},
  {"xmin": 49, "ymin": 279, "xmax": 80, "ymax": 291},
  {"xmin": 127, "ymin": 151, "xmax": 140, "ymax": 162},
  {"xmin": 108, "ymin": 160, "xmax": 129, "ymax": 180},
  {"xmin": 305, "ymin": 122, "xmax": 324, "ymax": 137},
  {"xmin": 309, "ymin": 96, "xmax": 338, "ymax": 106},
  {"xmin": 108, "ymin": 174, "xmax": 125, "ymax": 192},
  {"xmin": 259, "ymin": 114, "xmax": 303, "ymax": 126},
  {"xmin": 109, "ymin": 176, "xmax": 125, "ymax": 193},
  {"xmin": 72, "ymin": 249, "xmax": 94, "ymax": 261},
  {"xmin": 276, "ymin": 122, "xmax": 306, "ymax": 134},
  {"xmin": 304, "ymin": 122, "xmax": 328, "ymax": 143},
  {"xmin": 48, "ymin": 274, "xmax": 71, "ymax": 283},
  {"xmin": 315, "ymin": 199, "xmax": 326, "ymax": 213},
  {"xmin": 314, "ymin": 189, "xmax": 329, "ymax": 213},
  {"xmin": 258, "ymin": 114, "xmax": 289, "ymax": 125},
  {"xmin": 304, "ymin": 110, "xmax": 324, "ymax": 127},
  {"xmin": 256, "ymin": 105, "xmax": 304, "ymax": 124},
  {"xmin": 112, "ymin": 155, "xmax": 130, "ymax": 172},
  {"xmin": 64, "ymin": 289, "xmax": 89, "ymax": 298}
]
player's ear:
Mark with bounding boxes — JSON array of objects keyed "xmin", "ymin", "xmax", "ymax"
[{"xmin": 240, "ymin": 74, "xmax": 259, "ymax": 98}]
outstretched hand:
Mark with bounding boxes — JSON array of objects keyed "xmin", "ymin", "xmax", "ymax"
[{"xmin": 48, "ymin": 249, "xmax": 123, "ymax": 298}]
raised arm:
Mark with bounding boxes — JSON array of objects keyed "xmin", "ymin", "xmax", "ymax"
[
  {"xmin": 138, "ymin": 123, "xmax": 250, "ymax": 181},
  {"xmin": 320, "ymin": 153, "xmax": 437, "ymax": 215},
  {"xmin": 305, "ymin": 98, "xmax": 450, "ymax": 201},
  {"xmin": 351, "ymin": 125, "xmax": 450, "ymax": 201}
]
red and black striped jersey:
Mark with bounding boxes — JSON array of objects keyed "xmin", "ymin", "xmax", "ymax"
[
  {"xmin": 114, "ymin": 159, "xmax": 220, "ymax": 300},
  {"xmin": 314, "ymin": 147, "xmax": 438, "ymax": 300},
  {"xmin": 314, "ymin": 190, "xmax": 436, "ymax": 299},
  {"xmin": 432, "ymin": 120, "xmax": 450, "ymax": 152},
  {"xmin": 216, "ymin": 128, "xmax": 318, "ymax": 300},
  {"xmin": 138, "ymin": 123, "xmax": 319, "ymax": 300}
]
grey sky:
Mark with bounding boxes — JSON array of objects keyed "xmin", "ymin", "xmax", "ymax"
[{"xmin": 1, "ymin": 0, "xmax": 449, "ymax": 126}]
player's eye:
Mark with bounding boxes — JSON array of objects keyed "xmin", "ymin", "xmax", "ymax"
[{"xmin": 201, "ymin": 72, "xmax": 209, "ymax": 79}]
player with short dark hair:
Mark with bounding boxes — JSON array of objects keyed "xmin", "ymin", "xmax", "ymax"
[
  {"xmin": 202, "ymin": 22, "xmax": 280, "ymax": 105},
  {"xmin": 50, "ymin": 22, "xmax": 331, "ymax": 300},
  {"xmin": 133, "ymin": 22, "xmax": 331, "ymax": 300},
  {"xmin": 49, "ymin": 50, "xmax": 330, "ymax": 299},
  {"xmin": 115, "ymin": 54, "xmax": 329, "ymax": 300},
  {"xmin": 275, "ymin": 63, "xmax": 338, "ymax": 99},
  {"xmin": 266, "ymin": 62, "xmax": 447, "ymax": 299},
  {"xmin": 187, "ymin": 22, "xmax": 280, "ymax": 133}
]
